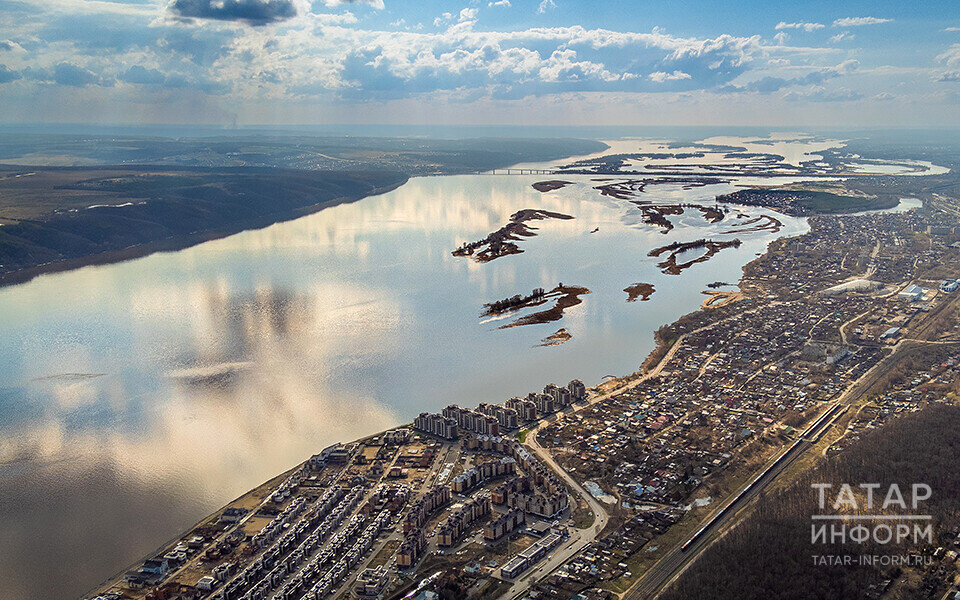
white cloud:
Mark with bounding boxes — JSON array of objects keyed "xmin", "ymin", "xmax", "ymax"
[
  {"xmin": 322, "ymin": 0, "xmax": 384, "ymax": 8},
  {"xmin": 488, "ymin": 0, "xmax": 510, "ymax": 6},
  {"xmin": 537, "ymin": 0, "xmax": 556, "ymax": 14},
  {"xmin": 649, "ymin": 70, "xmax": 691, "ymax": 82},
  {"xmin": 873, "ymin": 92, "xmax": 895, "ymax": 100},
  {"xmin": 938, "ymin": 44, "xmax": 960, "ymax": 68},
  {"xmin": 0, "ymin": 39, "xmax": 26, "ymax": 52},
  {"xmin": 944, "ymin": 27, "xmax": 960, "ymax": 32},
  {"xmin": 315, "ymin": 11, "xmax": 358, "ymax": 24},
  {"xmin": 775, "ymin": 21, "xmax": 824, "ymax": 32},
  {"xmin": 833, "ymin": 17, "xmax": 892, "ymax": 27},
  {"xmin": 538, "ymin": 48, "xmax": 618, "ymax": 81},
  {"xmin": 433, "ymin": 8, "xmax": 476, "ymax": 28},
  {"xmin": 830, "ymin": 31, "xmax": 853, "ymax": 43},
  {"xmin": 774, "ymin": 32, "xmax": 788, "ymax": 46}
]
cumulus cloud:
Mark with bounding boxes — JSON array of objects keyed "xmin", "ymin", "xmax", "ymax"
[
  {"xmin": 833, "ymin": 17, "xmax": 892, "ymax": 27},
  {"xmin": 0, "ymin": 39, "xmax": 25, "ymax": 52},
  {"xmin": 537, "ymin": 0, "xmax": 555, "ymax": 14},
  {"xmin": 0, "ymin": 4, "xmax": 858, "ymax": 111},
  {"xmin": 120, "ymin": 65, "xmax": 166, "ymax": 85},
  {"xmin": 0, "ymin": 64, "xmax": 21, "ymax": 84},
  {"xmin": 937, "ymin": 71, "xmax": 960, "ymax": 82},
  {"xmin": 433, "ymin": 8, "xmax": 476, "ymax": 27},
  {"xmin": 775, "ymin": 21, "xmax": 824, "ymax": 32},
  {"xmin": 52, "ymin": 62, "xmax": 111, "ymax": 87},
  {"xmin": 830, "ymin": 31, "xmax": 853, "ymax": 43},
  {"xmin": 489, "ymin": 0, "xmax": 510, "ymax": 6},
  {"xmin": 168, "ymin": 0, "xmax": 300, "ymax": 25},
  {"xmin": 938, "ymin": 44, "xmax": 960, "ymax": 68},
  {"xmin": 873, "ymin": 92, "xmax": 895, "ymax": 100},
  {"xmin": 773, "ymin": 32, "xmax": 788, "ymax": 46},
  {"xmin": 717, "ymin": 59, "xmax": 858, "ymax": 94},
  {"xmin": 322, "ymin": 0, "xmax": 384, "ymax": 8},
  {"xmin": 327, "ymin": 25, "xmax": 766, "ymax": 100},
  {"xmin": 649, "ymin": 70, "xmax": 691, "ymax": 82}
]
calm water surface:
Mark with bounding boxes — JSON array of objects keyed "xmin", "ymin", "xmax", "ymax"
[{"xmin": 1, "ymin": 170, "xmax": 813, "ymax": 599}]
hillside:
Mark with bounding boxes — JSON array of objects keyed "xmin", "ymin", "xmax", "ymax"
[{"xmin": 0, "ymin": 167, "xmax": 407, "ymax": 285}]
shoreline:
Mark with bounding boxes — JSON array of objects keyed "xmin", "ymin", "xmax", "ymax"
[{"xmin": 0, "ymin": 177, "xmax": 409, "ymax": 290}]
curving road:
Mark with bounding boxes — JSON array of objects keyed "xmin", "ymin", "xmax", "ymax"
[{"xmin": 497, "ymin": 334, "xmax": 695, "ymax": 600}]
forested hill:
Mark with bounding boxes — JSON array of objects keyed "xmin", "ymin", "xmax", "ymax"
[
  {"xmin": 661, "ymin": 404, "xmax": 960, "ymax": 600},
  {"xmin": 0, "ymin": 167, "xmax": 407, "ymax": 285}
]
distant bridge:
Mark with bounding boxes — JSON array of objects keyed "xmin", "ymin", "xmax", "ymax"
[{"xmin": 476, "ymin": 168, "xmax": 559, "ymax": 175}]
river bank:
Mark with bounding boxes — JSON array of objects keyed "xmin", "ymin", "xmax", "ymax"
[{"xmin": 0, "ymin": 172, "xmax": 409, "ymax": 289}]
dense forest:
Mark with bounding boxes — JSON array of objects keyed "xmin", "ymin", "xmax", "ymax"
[{"xmin": 661, "ymin": 404, "xmax": 960, "ymax": 600}]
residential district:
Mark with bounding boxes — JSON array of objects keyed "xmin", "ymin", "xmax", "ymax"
[{"xmin": 88, "ymin": 181, "xmax": 960, "ymax": 600}]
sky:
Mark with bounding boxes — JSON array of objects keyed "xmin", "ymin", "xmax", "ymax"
[{"xmin": 0, "ymin": 0, "xmax": 959, "ymax": 127}]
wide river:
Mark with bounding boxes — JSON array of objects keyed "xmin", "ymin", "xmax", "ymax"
[{"xmin": 2, "ymin": 148, "xmax": 828, "ymax": 598}]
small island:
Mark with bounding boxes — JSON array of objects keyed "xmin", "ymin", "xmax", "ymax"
[
  {"xmin": 482, "ymin": 284, "xmax": 590, "ymax": 328},
  {"xmin": 538, "ymin": 328, "xmax": 573, "ymax": 346},
  {"xmin": 623, "ymin": 282, "xmax": 656, "ymax": 302},
  {"xmin": 648, "ymin": 238, "xmax": 743, "ymax": 275},
  {"xmin": 721, "ymin": 213, "xmax": 783, "ymax": 234},
  {"xmin": 482, "ymin": 287, "xmax": 548, "ymax": 316},
  {"xmin": 531, "ymin": 180, "xmax": 573, "ymax": 192},
  {"xmin": 452, "ymin": 209, "xmax": 574, "ymax": 263}
]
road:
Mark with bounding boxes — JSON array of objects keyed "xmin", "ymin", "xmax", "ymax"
[
  {"xmin": 497, "ymin": 414, "xmax": 611, "ymax": 600},
  {"xmin": 495, "ymin": 307, "xmax": 773, "ymax": 599},
  {"xmin": 839, "ymin": 308, "xmax": 873, "ymax": 345},
  {"xmin": 622, "ymin": 338, "xmax": 933, "ymax": 600},
  {"xmin": 496, "ymin": 331, "xmax": 702, "ymax": 600}
]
